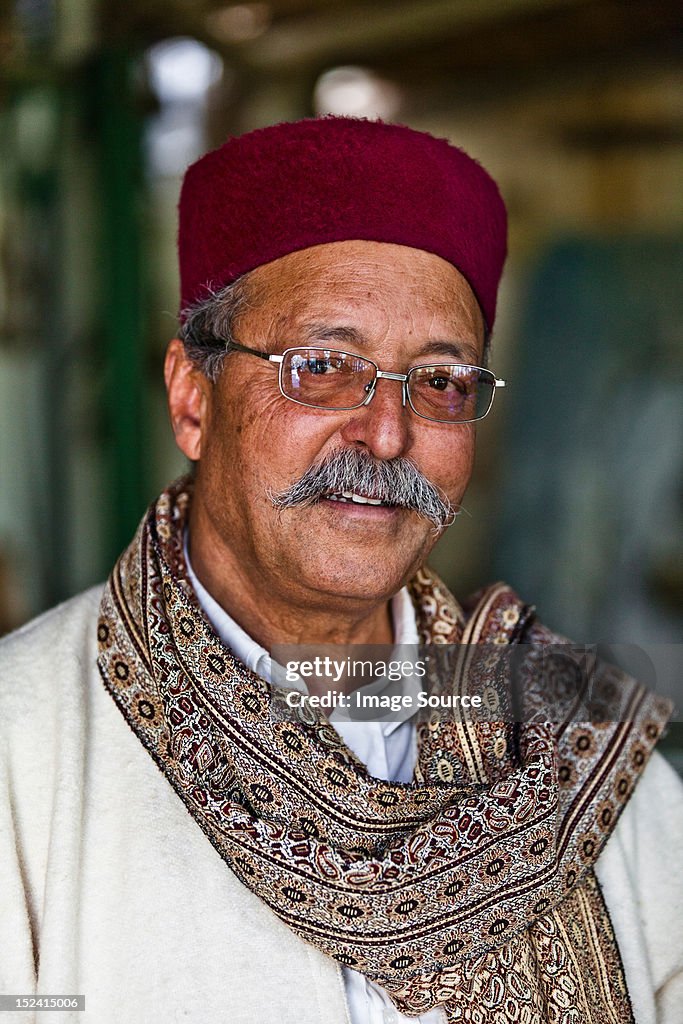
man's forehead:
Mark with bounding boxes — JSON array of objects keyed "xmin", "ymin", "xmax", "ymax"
[
  {"xmin": 242, "ymin": 240, "xmax": 482, "ymax": 308},
  {"xmin": 237, "ymin": 240, "xmax": 486, "ymax": 351}
]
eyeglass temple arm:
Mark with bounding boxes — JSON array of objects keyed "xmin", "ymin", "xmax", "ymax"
[{"xmin": 225, "ymin": 341, "xmax": 284, "ymax": 364}]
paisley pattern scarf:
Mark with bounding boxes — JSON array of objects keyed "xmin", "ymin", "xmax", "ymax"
[{"xmin": 97, "ymin": 479, "xmax": 671, "ymax": 1022}]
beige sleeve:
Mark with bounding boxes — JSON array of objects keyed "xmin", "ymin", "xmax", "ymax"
[
  {"xmin": 0, "ymin": 735, "xmax": 38, "ymax": 1022},
  {"xmin": 595, "ymin": 750, "xmax": 683, "ymax": 1024}
]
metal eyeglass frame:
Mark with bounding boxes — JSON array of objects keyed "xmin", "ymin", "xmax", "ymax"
[{"xmin": 224, "ymin": 341, "xmax": 506, "ymax": 423}]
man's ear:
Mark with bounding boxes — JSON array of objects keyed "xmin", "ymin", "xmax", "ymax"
[{"xmin": 164, "ymin": 339, "xmax": 211, "ymax": 461}]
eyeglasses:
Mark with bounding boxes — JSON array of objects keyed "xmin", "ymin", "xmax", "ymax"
[{"xmin": 224, "ymin": 342, "xmax": 506, "ymax": 423}]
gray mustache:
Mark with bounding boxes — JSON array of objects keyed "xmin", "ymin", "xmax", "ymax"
[{"xmin": 269, "ymin": 448, "xmax": 458, "ymax": 529}]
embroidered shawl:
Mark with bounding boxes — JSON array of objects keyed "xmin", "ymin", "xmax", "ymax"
[{"xmin": 97, "ymin": 479, "xmax": 671, "ymax": 1022}]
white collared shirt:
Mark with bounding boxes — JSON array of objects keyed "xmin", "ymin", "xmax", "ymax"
[{"xmin": 184, "ymin": 546, "xmax": 444, "ymax": 1024}]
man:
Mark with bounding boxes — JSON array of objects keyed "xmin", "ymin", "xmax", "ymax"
[{"xmin": 1, "ymin": 117, "xmax": 682, "ymax": 1024}]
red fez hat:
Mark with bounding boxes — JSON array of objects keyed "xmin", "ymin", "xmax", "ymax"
[{"xmin": 178, "ymin": 116, "xmax": 507, "ymax": 330}]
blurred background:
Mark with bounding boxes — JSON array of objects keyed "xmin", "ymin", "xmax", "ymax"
[{"xmin": 0, "ymin": 2, "xmax": 681, "ymax": 706}]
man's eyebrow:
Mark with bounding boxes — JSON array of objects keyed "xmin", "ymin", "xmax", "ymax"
[
  {"xmin": 417, "ymin": 339, "xmax": 480, "ymax": 362},
  {"xmin": 299, "ymin": 322, "xmax": 367, "ymax": 347}
]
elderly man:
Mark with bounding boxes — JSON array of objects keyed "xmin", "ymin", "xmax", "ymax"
[{"xmin": 1, "ymin": 117, "xmax": 682, "ymax": 1024}]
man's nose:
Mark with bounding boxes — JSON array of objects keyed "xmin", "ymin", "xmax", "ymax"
[{"xmin": 338, "ymin": 376, "xmax": 413, "ymax": 461}]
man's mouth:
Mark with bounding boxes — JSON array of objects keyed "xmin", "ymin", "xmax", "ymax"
[
  {"xmin": 324, "ymin": 491, "xmax": 395, "ymax": 507},
  {"xmin": 270, "ymin": 448, "xmax": 455, "ymax": 527}
]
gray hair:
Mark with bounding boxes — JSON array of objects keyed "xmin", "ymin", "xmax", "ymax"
[
  {"xmin": 178, "ymin": 276, "xmax": 492, "ymax": 380},
  {"xmin": 178, "ymin": 277, "xmax": 253, "ymax": 382}
]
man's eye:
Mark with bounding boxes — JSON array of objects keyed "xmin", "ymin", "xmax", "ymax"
[
  {"xmin": 306, "ymin": 358, "xmax": 345, "ymax": 374},
  {"xmin": 428, "ymin": 374, "xmax": 467, "ymax": 394}
]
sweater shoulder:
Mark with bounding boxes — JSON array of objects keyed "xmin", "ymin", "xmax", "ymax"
[{"xmin": 0, "ymin": 585, "xmax": 104, "ymax": 708}]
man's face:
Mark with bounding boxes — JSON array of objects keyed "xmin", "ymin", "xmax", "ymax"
[{"xmin": 174, "ymin": 240, "xmax": 485, "ymax": 611}]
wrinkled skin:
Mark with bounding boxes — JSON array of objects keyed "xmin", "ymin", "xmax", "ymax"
[{"xmin": 165, "ymin": 240, "xmax": 485, "ymax": 652}]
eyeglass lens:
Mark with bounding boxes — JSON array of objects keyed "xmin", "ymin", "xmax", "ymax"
[
  {"xmin": 286, "ymin": 349, "xmax": 376, "ymax": 410},
  {"xmin": 281, "ymin": 348, "xmax": 495, "ymax": 422},
  {"xmin": 407, "ymin": 365, "xmax": 493, "ymax": 421}
]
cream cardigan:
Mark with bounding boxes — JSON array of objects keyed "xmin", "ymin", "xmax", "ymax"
[{"xmin": 1, "ymin": 587, "xmax": 683, "ymax": 1024}]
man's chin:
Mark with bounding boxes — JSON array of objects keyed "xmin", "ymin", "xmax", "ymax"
[
  {"xmin": 293, "ymin": 546, "xmax": 431, "ymax": 607},
  {"xmin": 268, "ymin": 504, "xmax": 438, "ymax": 603}
]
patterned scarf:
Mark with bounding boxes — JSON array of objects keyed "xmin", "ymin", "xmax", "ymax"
[{"xmin": 97, "ymin": 479, "xmax": 671, "ymax": 1022}]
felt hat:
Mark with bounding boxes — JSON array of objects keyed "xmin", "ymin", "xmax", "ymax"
[{"xmin": 178, "ymin": 116, "xmax": 507, "ymax": 330}]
